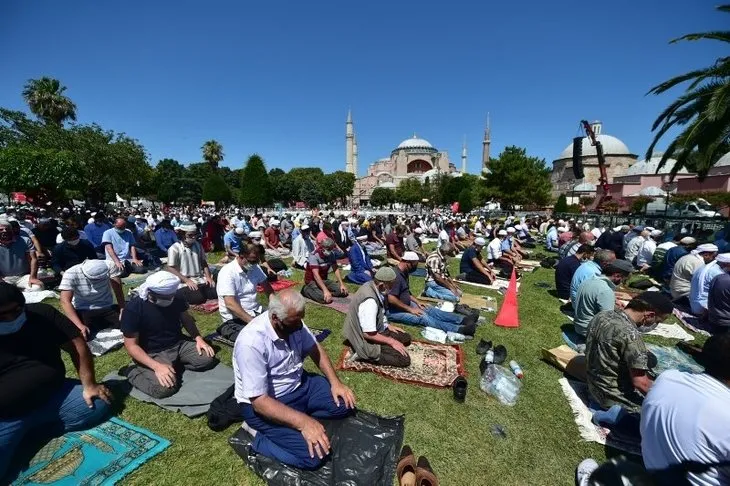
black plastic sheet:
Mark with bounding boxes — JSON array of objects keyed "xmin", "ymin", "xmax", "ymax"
[{"xmin": 229, "ymin": 410, "xmax": 404, "ymax": 486}]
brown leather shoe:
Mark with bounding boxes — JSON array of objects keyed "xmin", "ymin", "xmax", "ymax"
[
  {"xmin": 416, "ymin": 456, "xmax": 439, "ymax": 486},
  {"xmin": 397, "ymin": 445, "xmax": 416, "ymax": 486}
]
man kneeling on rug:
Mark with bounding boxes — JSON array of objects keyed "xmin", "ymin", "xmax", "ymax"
[
  {"xmin": 0, "ymin": 282, "xmax": 112, "ymax": 480},
  {"xmin": 121, "ymin": 271, "xmax": 217, "ymax": 399},
  {"xmin": 233, "ymin": 290, "xmax": 356, "ymax": 469},
  {"xmin": 343, "ymin": 267, "xmax": 412, "ymax": 368},
  {"xmin": 585, "ymin": 291, "xmax": 673, "ymax": 438}
]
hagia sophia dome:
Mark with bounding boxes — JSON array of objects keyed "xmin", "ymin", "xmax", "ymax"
[{"xmin": 392, "ymin": 135, "xmax": 439, "ymax": 155}]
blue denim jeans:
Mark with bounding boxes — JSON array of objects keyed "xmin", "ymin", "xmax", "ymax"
[
  {"xmin": 387, "ymin": 302, "xmax": 464, "ymax": 333},
  {"xmin": 0, "ymin": 379, "xmax": 112, "ymax": 480},
  {"xmin": 424, "ymin": 281, "xmax": 458, "ymax": 302},
  {"xmin": 590, "ymin": 403, "xmax": 641, "ymax": 440}
]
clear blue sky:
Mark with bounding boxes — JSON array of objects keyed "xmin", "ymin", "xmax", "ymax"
[{"xmin": 0, "ymin": 1, "xmax": 726, "ymax": 176}]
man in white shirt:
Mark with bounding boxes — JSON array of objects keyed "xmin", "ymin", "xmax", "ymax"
[
  {"xmin": 233, "ymin": 290, "xmax": 355, "ymax": 469},
  {"xmin": 291, "ymin": 225, "xmax": 314, "ymax": 270},
  {"xmin": 670, "ymin": 244, "xmax": 716, "ymax": 303},
  {"xmin": 641, "ymin": 333, "xmax": 730, "ymax": 485},
  {"xmin": 636, "ymin": 229, "xmax": 662, "ymax": 270},
  {"xmin": 624, "ymin": 228, "xmax": 647, "ymax": 264},
  {"xmin": 437, "ymin": 224, "xmax": 450, "ymax": 248},
  {"xmin": 216, "ymin": 243, "xmax": 274, "ymax": 329},
  {"xmin": 342, "ymin": 267, "xmax": 411, "ymax": 367}
]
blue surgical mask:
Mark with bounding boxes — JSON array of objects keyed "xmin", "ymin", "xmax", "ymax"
[
  {"xmin": 115, "ymin": 228, "xmax": 126, "ymax": 234},
  {"xmin": 0, "ymin": 311, "xmax": 27, "ymax": 335},
  {"xmin": 154, "ymin": 297, "xmax": 175, "ymax": 308}
]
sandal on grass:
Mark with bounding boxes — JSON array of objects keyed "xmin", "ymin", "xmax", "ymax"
[
  {"xmin": 416, "ymin": 455, "xmax": 439, "ymax": 486},
  {"xmin": 397, "ymin": 445, "xmax": 416, "ymax": 486}
]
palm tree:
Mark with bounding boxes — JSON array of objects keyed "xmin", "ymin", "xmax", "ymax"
[
  {"xmin": 645, "ymin": 4, "xmax": 730, "ymax": 179},
  {"xmin": 22, "ymin": 77, "xmax": 77, "ymax": 125},
  {"xmin": 201, "ymin": 140, "xmax": 224, "ymax": 170}
]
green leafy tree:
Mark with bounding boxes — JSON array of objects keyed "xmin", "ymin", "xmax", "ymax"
[
  {"xmin": 239, "ymin": 154, "xmax": 272, "ymax": 210},
  {"xmin": 299, "ymin": 183, "xmax": 324, "ymax": 208},
  {"xmin": 269, "ymin": 168, "xmax": 293, "ymax": 204},
  {"xmin": 288, "ymin": 168, "xmax": 325, "ymax": 206},
  {"xmin": 458, "ymin": 188, "xmax": 474, "ymax": 213},
  {"xmin": 370, "ymin": 187, "xmax": 395, "ymax": 208},
  {"xmin": 394, "ymin": 177, "xmax": 423, "ymax": 206},
  {"xmin": 482, "ymin": 146, "xmax": 552, "ymax": 209},
  {"xmin": 201, "ymin": 139, "xmax": 224, "ymax": 170},
  {"xmin": 153, "ymin": 158, "xmax": 185, "ymax": 190},
  {"xmin": 0, "ymin": 147, "xmax": 83, "ymax": 204},
  {"xmin": 202, "ymin": 173, "xmax": 233, "ymax": 206},
  {"xmin": 156, "ymin": 183, "xmax": 179, "ymax": 204},
  {"xmin": 185, "ymin": 162, "xmax": 214, "ymax": 183},
  {"xmin": 646, "ymin": 4, "xmax": 730, "ymax": 179},
  {"xmin": 324, "ymin": 171, "xmax": 356, "ymax": 205},
  {"xmin": 554, "ymin": 194, "xmax": 568, "ymax": 213},
  {"xmin": 22, "ymin": 77, "xmax": 77, "ymax": 125},
  {"xmin": 218, "ymin": 167, "xmax": 242, "ymax": 189}
]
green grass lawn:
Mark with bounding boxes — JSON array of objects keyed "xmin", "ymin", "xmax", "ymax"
[{"xmin": 53, "ymin": 248, "xmax": 696, "ymax": 486}]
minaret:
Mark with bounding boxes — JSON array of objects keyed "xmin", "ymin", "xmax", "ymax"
[
  {"xmin": 352, "ymin": 134, "xmax": 358, "ymax": 176},
  {"xmin": 345, "ymin": 109, "xmax": 354, "ymax": 174},
  {"xmin": 461, "ymin": 136, "xmax": 467, "ymax": 173},
  {"xmin": 481, "ymin": 113, "xmax": 491, "ymax": 174}
]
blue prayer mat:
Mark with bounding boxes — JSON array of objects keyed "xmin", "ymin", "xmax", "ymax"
[
  {"xmin": 646, "ymin": 344, "xmax": 704, "ymax": 375},
  {"xmin": 13, "ymin": 418, "xmax": 170, "ymax": 485}
]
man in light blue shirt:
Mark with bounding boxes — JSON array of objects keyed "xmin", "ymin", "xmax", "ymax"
[
  {"xmin": 570, "ymin": 249, "xmax": 616, "ymax": 303},
  {"xmin": 83, "ymin": 213, "xmax": 111, "ymax": 252},
  {"xmin": 689, "ymin": 246, "xmax": 721, "ymax": 315},
  {"xmin": 154, "ymin": 220, "xmax": 178, "ymax": 255},
  {"xmin": 102, "ymin": 217, "xmax": 146, "ymax": 277},
  {"xmin": 546, "ymin": 224, "xmax": 559, "ymax": 252}
]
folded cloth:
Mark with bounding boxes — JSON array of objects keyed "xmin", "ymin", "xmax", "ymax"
[
  {"xmin": 104, "ymin": 363, "xmax": 235, "ymax": 418},
  {"xmin": 230, "ymin": 410, "xmax": 404, "ymax": 486},
  {"xmin": 645, "ymin": 323, "xmax": 694, "ymax": 341},
  {"xmin": 672, "ymin": 308, "xmax": 713, "ymax": 337},
  {"xmin": 21, "ymin": 290, "xmax": 59, "ymax": 304},
  {"xmin": 88, "ymin": 328, "xmax": 124, "ymax": 356},
  {"xmin": 191, "ymin": 299, "xmax": 219, "ymax": 313}
]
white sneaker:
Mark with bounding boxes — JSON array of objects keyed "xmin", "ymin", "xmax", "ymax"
[{"xmin": 576, "ymin": 458, "xmax": 599, "ymax": 486}]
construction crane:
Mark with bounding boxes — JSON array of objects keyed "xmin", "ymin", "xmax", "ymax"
[{"xmin": 580, "ymin": 120, "xmax": 611, "ymax": 209}]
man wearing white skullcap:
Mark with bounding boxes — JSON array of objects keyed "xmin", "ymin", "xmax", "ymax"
[
  {"xmin": 689, "ymin": 244, "xmax": 721, "ymax": 316},
  {"xmin": 707, "ymin": 253, "xmax": 730, "ymax": 331},
  {"xmin": 264, "ymin": 219, "xmax": 290, "ymax": 258},
  {"xmin": 58, "ymin": 259, "xmax": 125, "ymax": 340},
  {"xmin": 121, "ymin": 271, "xmax": 217, "ymax": 399},
  {"xmin": 636, "ymin": 229, "xmax": 663, "ymax": 271},
  {"xmin": 461, "ymin": 236, "xmax": 498, "ymax": 284},
  {"xmin": 670, "ymin": 241, "xmax": 714, "ymax": 302}
]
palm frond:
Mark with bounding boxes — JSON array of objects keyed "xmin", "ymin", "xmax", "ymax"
[{"xmin": 671, "ymin": 31, "xmax": 730, "ymax": 45}]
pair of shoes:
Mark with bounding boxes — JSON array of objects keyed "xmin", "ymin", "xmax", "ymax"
[
  {"xmin": 452, "ymin": 376, "xmax": 467, "ymax": 402},
  {"xmin": 476, "ymin": 339, "xmax": 492, "ymax": 355},
  {"xmin": 397, "ymin": 446, "xmax": 440, "ymax": 486},
  {"xmin": 458, "ymin": 322, "xmax": 476, "ymax": 337},
  {"xmin": 479, "ymin": 344, "xmax": 508, "ymax": 374}
]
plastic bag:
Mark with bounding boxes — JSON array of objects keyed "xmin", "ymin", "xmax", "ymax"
[
  {"xmin": 420, "ymin": 327, "xmax": 447, "ymax": 343},
  {"xmin": 480, "ymin": 364, "xmax": 522, "ymax": 406}
]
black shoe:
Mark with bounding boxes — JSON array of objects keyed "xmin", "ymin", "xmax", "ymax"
[
  {"xmin": 476, "ymin": 339, "xmax": 493, "ymax": 355},
  {"xmin": 479, "ymin": 358, "xmax": 489, "ymax": 375},
  {"xmin": 458, "ymin": 322, "xmax": 477, "ymax": 337},
  {"xmin": 493, "ymin": 345, "xmax": 508, "ymax": 365},
  {"xmin": 452, "ymin": 376, "xmax": 467, "ymax": 403}
]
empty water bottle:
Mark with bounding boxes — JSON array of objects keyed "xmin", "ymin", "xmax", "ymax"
[
  {"xmin": 509, "ymin": 360, "xmax": 524, "ymax": 379},
  {"xmin": 480, "ymin": 364, "xmax": 522, "ymax": 406}
]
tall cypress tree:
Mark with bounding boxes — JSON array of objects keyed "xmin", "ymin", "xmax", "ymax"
[{"xmin": 239, "ymin": 154, "xmax": 272, "ymax": 211}]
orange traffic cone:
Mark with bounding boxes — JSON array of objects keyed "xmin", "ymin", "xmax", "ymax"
[{"xmin": 494, "ymin": 268, "xmax": 519, "ymax": 328}]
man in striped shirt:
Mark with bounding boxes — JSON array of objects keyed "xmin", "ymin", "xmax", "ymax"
[{"xmin": 424, "ymin": 243, "xmax": 462, "ymax": 302}]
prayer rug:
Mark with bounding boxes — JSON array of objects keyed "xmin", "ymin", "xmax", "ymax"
[
  {"xmin": 88, "ymin": 329, "xmax": 124, "ymax": 357},
  {"xmin": 205, "ymin": 327, "xmax": 331, "ymax": 348},
  {"xmin": 256, "ymin": 278, "xmax": 297, "ymax": 293},
  {"xmin": 121, "ymin": 271, "xmax": 156, "ymax": 288},
  {"xmin": 645, "ymin": 323, "xmax": 694, "ymax": 341},
  {"xmin": 21, "ymin": 290, "xmax": 59, "ymax": 304},
  {"xmin": 337, "ymin": 341, "xmax": 466, "ymax": 388},
  {"xmin": 104, "ymin": 364, "xmax": 235, "ymax": 418},
  {"xmin": 517, "ymin": 259, "xmax": 541, "ymax": 267},
  {"xmin": 646, "ymin": 344, "xmax": 704, "ymax": 375},
  {"xmin": 672, "ymin": 308, "xmax": 713, "ymax": 337},
  {"xmin": 455, "ymin": 279, "xmax": 520, "ymax": 291},
  {"xmin": 190, "ymin": 299, "xmax": 219, "ymax": 313},
  {"xmin": 558, "ymin": 378, "xmax": 641, "ymax": 457},
  {"xmin": 11, "ymin": 417, "xmax": 170, "ymax": 486},
  {"xmin": 230, "ymin": 410, "xmax": 404, "ymax": 486},
  {"xmin": 305, "ymin": 296, "xmax": 351, "ymax": 314}
]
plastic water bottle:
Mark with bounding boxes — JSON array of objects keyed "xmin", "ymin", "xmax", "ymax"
[{"xmin": 509, "ymin": 360, "xmax": 524, "ymax": 379}]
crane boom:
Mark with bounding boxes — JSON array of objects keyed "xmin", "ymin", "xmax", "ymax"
[{"xmin": 580, "ymin": 120, "xmax": 611, "ymax": 208}]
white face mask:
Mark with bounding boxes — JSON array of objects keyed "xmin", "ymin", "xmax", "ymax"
[
  {"xmin": 67, "ymin": 239, "xmax": 80, "ymax": 246},
  {"xmin": 153, "ymin": 296, "xmax": 175, "ymax": 308}
]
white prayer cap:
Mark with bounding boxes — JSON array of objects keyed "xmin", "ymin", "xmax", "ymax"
[
  {"xmin": 514, "ymin": 224, "xmax": 522, "ymax": 230},
  {"xmin": 270, "ymin": 219, "xmax": 280, "ymax": 226},
  {"xmin": 696, "ymin": 243, "xmax": 719, "ymax": 254},
  {"xmin": 646, "ymin": 227, "xmax": 655, "ymax": 232},
  {"xmin": 613, "ymin": 226, "xmax": 623, "ymax": 232},
  {"xmin": 87, "ymin": 218, "xmax": 94, "ymax": 224},
  {"xmin": 498, "ymin": 230, "xmax": 507, "ymax": 236},
  {"xmin": 507, "ymin": 227, "xmax": 516, "ymax": 233},
  {"xmin": 414, "ymin": 227, "xmax": 423, "ymax": 234},
  {"xmin": 680, "ymin": 237, "xmax": 696, "ymax": 245},
  {"xmin": 591, "ymin": 228, "xmax": 602, "ymax": 239},
  {"xmin": 248, "ymin": 231, "xmax": 262, "ymax": 238},
  {"xmin": 234, "ymin": 227, "xmax": 245, "ymax": 235},
  {"xmin": 179, "ymin": 224, "xmax": 197, "ymax": 232},
  {"xmin": 577, "ymin": 220, "xmax": 583, "ymax": 224},
  {"xmin": 348, "ymin": 218, "xmax": 358, "ymax": 224},
  {"xmin": 558, "ymin": 219, "xmax": 564, "ymax": 224},
  {"xmin": 402, "ymin": 251, "xmax": 420, "ymax": 262},
  {"xmin": 650, "ymin": 229, "xmax": 662, "ymax": 237},
  {"xmin": 137, "ymin": 271, "xmax": 180, "ymax": 300},
  {"xmin": 474, "ymin": 237, "xmax": 486, "ymax": 246},
  {"xmin": 716, "ymin": 253, "xmax": 730, "ymax": 264},
  {"xmin": 557, "ymin": 227, "xmax": 567, "ymax": 233},
  {"xmin": 80, "ymin": 260, "xmax": 111, "ymax": 281},
  {"xmin": 300, "ymin": 224, "xmax": 310, "ymax": 231}
]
